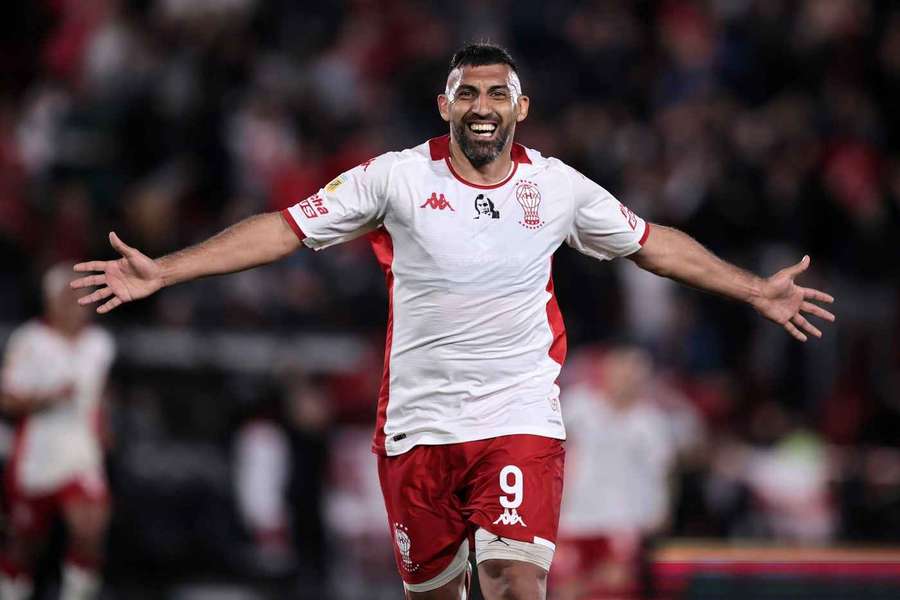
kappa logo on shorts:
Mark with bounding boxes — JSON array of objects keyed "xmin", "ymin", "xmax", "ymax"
[
  {"xmin": 492, "ymin": 508, "xmax": 528, "ymax": 527},
  {"xmin": 493, "ymin": 465, "xmax": 528, "ymax": 527},
  {"xmin": 394, "ymin": 523, "xmax": 420, "ymax": 572}
]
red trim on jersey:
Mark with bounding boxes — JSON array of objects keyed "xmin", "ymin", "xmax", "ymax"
[
  {"xmin": 545, "ymin": 263, "xmax": 567, "ymax": 366},
  {"xmin": 280, "ymin": 208, "xmax": 306, "ymax": 241},
  {"xmin": 428, "ymin": 134, "xmax": 532, "ymax": 190},
  {"xmin": 639, "ymin": 222, "xmax": 651, "ymax": 246},
  {"xmin": 426, "ymin": 134, "xmax": 532, "ymax": 164},
  {"xmin": 368, "ymin": 228, "xmax": 395, "ymax": 454},
  {"xmin": 445, "ymin": 158, "xmax": 519, "ymax": 190}
]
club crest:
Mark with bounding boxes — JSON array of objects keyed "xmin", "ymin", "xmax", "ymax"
[
  {"xmin": 515, "ymin": 180, "xmax": 544, "ymax": 229},
  {"xmin": 394, "ymin": 523, "xmax": 420, "ymax": 572}
]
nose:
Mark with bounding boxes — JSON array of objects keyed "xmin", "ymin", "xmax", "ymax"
[{"xmin": 471, "ymin": 92, "xmax": 490, "ymax": 116}]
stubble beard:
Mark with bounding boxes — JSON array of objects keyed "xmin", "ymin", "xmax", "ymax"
[{"xmin": 452, "ymin": 120, "xmax": 511, "ymax": 168}]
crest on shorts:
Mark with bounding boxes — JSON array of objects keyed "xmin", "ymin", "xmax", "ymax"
[
  {"xmin": 394, "ymin": 523, "xmax": 420, "ymax": 572},
  {"xmin": 515, "ymin": 180, "xmax": 544, "ymax": 229}
]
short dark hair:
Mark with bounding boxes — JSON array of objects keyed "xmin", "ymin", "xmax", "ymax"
[{"xmin": 448, "ymin": 42, "xmax": 518, "ymax": 75}]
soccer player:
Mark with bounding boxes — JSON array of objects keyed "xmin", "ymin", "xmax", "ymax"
[
  {"xmin": 1, "ymin": 264, "xmax": 115, "ymax": 600},
  {"xmin": 554, "ymin": 346, "xmax": 678, "ymax": 600},
  {"xmin": 70, "ymin": 43, "xmax": 835, "ymax": 600}
]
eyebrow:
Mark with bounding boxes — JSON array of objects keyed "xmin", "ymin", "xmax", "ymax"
[{"xmin": 456, "ymin": 84, "xmax": 511, "ymax": 93}]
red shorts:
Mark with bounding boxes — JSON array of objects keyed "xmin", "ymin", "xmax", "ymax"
[
  {"xmin": 377, "ymin": 434, "xmax": 565, "ymax": 585},
  {"xmin": 5, "ymin": 470, "xmax": 109, "ymax": 538}
]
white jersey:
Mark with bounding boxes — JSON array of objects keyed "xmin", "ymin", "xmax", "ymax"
[
  {"xmin": 559, "ymin": 385, "xmax": 675, "ymax": 536},
  {"xmin": 283, "ymin": 136, "xmax": 649, "ymax": 455},
  {"xmin": 1, "ymin": 320, "xmax": 115, "ymax": 494}
]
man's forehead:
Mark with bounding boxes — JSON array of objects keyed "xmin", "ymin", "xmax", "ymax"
[
  {"xmin": 445, "ymin": 63, "xmax": 522, "ymax": 100},
  {"xmin": 449, "ymin": 63, "xmax": 514, "ymax": 86}
]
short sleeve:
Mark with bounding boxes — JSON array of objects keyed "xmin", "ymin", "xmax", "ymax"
[
  {"xmin": 282, "ymin": 152, "xmax": 394, "ymax": 251},
  {"xmin": 564, "ymin": 166, "xmax": 649, "ymax": 261},
  {"xmin": 1, "ymin": 325, "xmax": 35, "ymax": 394},
  {"xmin": 93, "ymin": 328, "xmax": 116, "ymax": 373}
]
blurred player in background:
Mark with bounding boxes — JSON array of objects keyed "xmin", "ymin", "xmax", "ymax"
[
  {"xmin": 71, "ymin": 43, "xmax": 834, "ymax": 599},
  {"xmin": 0, "ymin": 264, "xmax": 115, "ymax": 600},
  {"xmin": 554, "ymin": 346, "xmax": 676, "ymax": 600}
]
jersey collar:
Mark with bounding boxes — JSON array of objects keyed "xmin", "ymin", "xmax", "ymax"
[{"xmin": 428, "ymin": 134, "xmax": 531, "ymax": 190}]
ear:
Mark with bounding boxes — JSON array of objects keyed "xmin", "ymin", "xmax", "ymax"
[
  {"xmin": 515, "ymin": 95, "xmax": 530, "ymax": 123},
  {"xmin": 437, "ymin": 94, "xmax": 450, "ymax": 122}
]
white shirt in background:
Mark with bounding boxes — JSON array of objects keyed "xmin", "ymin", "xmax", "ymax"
[{"xmin": 2, "ymin": 320, "xmax": 115, "ymax": 495}]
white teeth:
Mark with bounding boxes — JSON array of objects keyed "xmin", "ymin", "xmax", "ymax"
[{"xmin": 469, "ymin": 123, "xmax": 497, "ymax": 133}]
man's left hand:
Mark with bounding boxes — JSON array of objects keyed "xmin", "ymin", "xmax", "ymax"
[{"xmin": 752, "ymin": 255, "xmax": 835, "ymax": 342}]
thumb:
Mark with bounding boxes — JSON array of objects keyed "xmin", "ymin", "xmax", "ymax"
[
  {"xmin": 109, "ymin": 231, "xmax": 136, "ymax": 258},
  {"xmin": 783, "ymin": 255, "xmax": 810, "ymax": 278}
]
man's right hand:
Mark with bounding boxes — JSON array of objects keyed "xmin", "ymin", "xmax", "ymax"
[{"xmin": 71, "ymin": 232, "xmax": 164, "ymax": 313}]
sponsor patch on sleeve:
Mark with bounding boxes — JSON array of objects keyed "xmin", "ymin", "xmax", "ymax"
[
  {"xmin": 298, "ymin": 193, "xmax": 329, "ymax": 218},
  {"xmin": 324, "ymin": 175, "xmax": 345, "ymax": 193}
]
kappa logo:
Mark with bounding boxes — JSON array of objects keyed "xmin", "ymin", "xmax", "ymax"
[
  {"xmin": 492, "ymin": 508, "xmax": 528, "ymax": 527},
  {"xmin": 420, "ymin": 192, "xmax": 455, "ymax": 211},
  {"xmin": 493, "ymin": 465, "xmax": 528, "ymax": 527}
]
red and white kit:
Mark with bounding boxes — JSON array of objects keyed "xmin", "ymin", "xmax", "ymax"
[
  {"xmin": 1, "ymin": 320, "xmax": 115, "ymax": 535},
  {"xmin": 283, "ymin": 135, "xmax": 649, "ymax": 584}
]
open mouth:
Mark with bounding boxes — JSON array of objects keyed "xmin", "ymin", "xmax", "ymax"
[{"xmin": 467, "ymin": 122, "xmax": 498, "ymax": 137}]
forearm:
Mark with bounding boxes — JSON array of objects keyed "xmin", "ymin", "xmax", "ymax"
[
  {"xmin": 628, "ymin": 224, "xmax": 763, "ymax": 305},
  {"xmin": 0, "ymin": 389, "xmax": 66, "ymax": 416},
  {"xmin": 158, "ymin": 212, "xmax": 301, "ymax": 288}
]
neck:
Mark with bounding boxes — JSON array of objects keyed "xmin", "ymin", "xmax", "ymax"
[
  {"xmin": 448, "ymin": 137, "xmax": 514, "ymax": 185},
  {"xmin": 46, "ymin": 316, "xmax": 83, "ymax": 339}
]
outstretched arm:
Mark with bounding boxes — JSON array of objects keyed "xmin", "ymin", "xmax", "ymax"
[
  {"xmin": 628, "ymin": 225, "xmax": 835, "ymax": 341},
  {"xmin": 72, "ymin": 211, "xmax": 301, "ymax": 313}
]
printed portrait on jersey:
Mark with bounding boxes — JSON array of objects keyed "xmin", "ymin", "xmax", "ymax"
[{"xmin": 474, "ymin": 194, "xmax": 500, "ymax": 220}]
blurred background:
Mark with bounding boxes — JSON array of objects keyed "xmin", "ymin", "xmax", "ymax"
[{"xmin": 1, "ymin": 0, "xmax": 899, "ymax": 598}]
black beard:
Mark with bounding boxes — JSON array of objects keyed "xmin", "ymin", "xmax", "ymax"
[{"xmin": 453, "ymin": 120, "xmax": 510, "ymax": 168}]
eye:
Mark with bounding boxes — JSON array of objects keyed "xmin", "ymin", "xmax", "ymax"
[
  {"xmin": 490, "ymin": 90, "xmax": 509, "ymax": 99},
  {"xmin": 457, "ymin": 89, "xmax": 475, "ymax": 99}
]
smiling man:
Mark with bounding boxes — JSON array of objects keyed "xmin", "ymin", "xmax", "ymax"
[{"xmin": 71, "ymin": 43, "xmax": 835, "ymax": 600}]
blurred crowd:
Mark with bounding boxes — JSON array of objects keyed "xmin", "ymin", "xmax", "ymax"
[{"xmin": 1, "ymin": 0, "xmax": 900, "ymax": 598}]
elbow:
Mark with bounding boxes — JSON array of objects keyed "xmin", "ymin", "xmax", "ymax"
[
  {"xmin": 273, "ymin": 212, "xmax": 303, "ymax": 259},
  {"xmin": 628, "ymin": 223, "xmax": 679, "ymax": 278},
  {"xmin": 630, "ymin": 248, "xmax": 673, "ymax": 279},
  {"xmin": 276, "ymin": 232, "xmax": 302, "ymax": 261}
]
